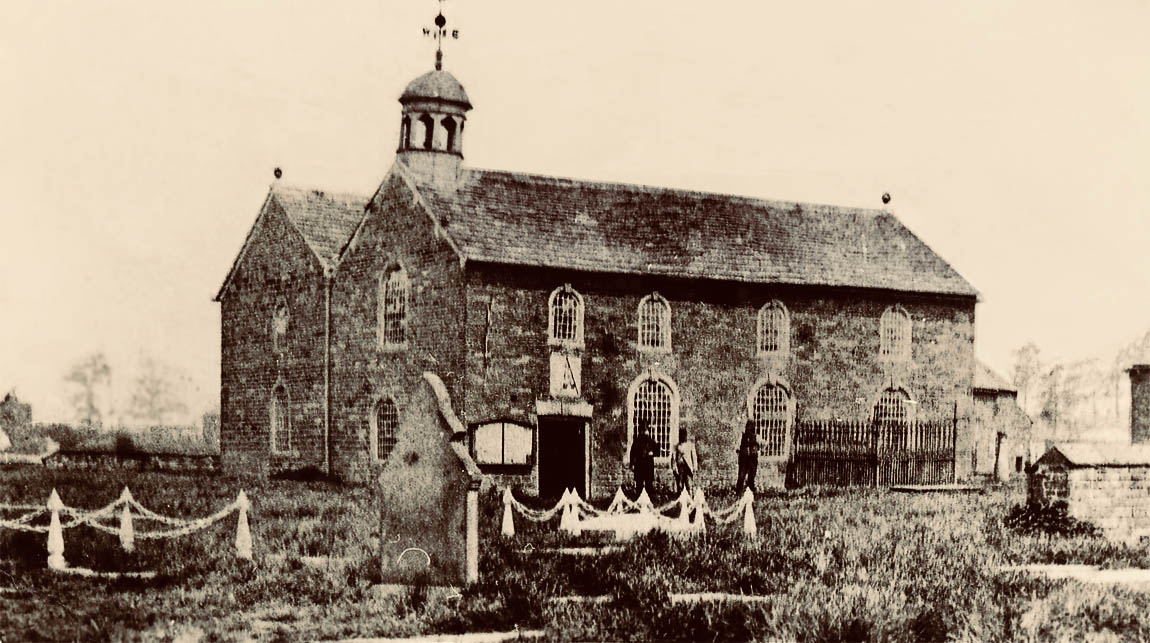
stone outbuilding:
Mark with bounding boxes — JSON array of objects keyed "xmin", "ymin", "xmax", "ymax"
[
  {"xmin": 1029, "ymin": 443, "xmax": 1150, "ymax": 542},
  {"xmin": 970, "ymin": 361, "xmax": 1032, "ymax": 480}
]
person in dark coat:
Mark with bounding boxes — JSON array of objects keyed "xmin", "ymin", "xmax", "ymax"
[
  {"xmin": 735, "ymin": 420, "xmax": 762, "ymax": 494},
  {"xmin": 630, "ymin": 422, "xmax": 657, "ymax": 496}
]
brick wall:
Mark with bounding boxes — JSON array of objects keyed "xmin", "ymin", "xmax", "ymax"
[
  {"xmin": 463, "ymin": 265, "xmax": 975, "ymax": 499},
  {"xmin": 1031, "ymin": 464, "xmax": 1150, "ymax": 542},
  {"xmin": 329, "ymin": 171, "xmax": 467, "ymax": 482},
  {"xmin": 219, "ymin": 197, "xmax": 328, "ymax": 477}
]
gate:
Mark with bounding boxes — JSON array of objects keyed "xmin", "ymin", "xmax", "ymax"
[{"xmin": 787, "ymin": 417, "xmax": 957, "ymax": 488}]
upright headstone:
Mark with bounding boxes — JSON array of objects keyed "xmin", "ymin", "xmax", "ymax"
[{"xmin": 378, "ymin": 373, "xmax": 483, "ymax": 585}]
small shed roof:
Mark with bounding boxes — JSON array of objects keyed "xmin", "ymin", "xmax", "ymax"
[
  {"xmin": 973, "ymin": 361, "xmax": 1016, "ymax": 393},
  {"xmin": 1036, "ymin": 442, "xmax": 1150, "ymax": 468}
]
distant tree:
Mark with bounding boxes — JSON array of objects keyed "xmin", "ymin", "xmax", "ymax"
[
  {"xmin": 1011, "ymin": 342, "xmax": 1043, "ymax": 414},
  {"xmin": 127, "ymin": 357, "xmax": 189, "ymax": 426},
  {"xmin": 1038, "ymin": 364, "xmax": 1063, "ymax": 435},
  {"xmin": 64, "ymin": 353, "xmax": 111, "ymax": 428}
]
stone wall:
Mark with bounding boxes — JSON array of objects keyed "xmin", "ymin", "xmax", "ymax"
[
  {"xmin": 329, "ymin": 172, "xmax": 467, "ymax": 482},
  {"xmin": 1030, "ymin": 464, "xmax": 1150, "ymax": 542},
  {"xmin": 463, "ymin": 264, "xmax": 976, "ymax": 499},
  {"xmin": 219, "ymin": 196, "xmax": 329, "ymax": 477},
  {"xmin": 971, "ymin": 389, "xmax": 1031, "ymax": 477},
  {"xmin": 45, "ymin": 451, "xmax": 220, "ymax": 474},
  {"xmin": 1131, "ymin": 365, "xmax": 1150, "ymax": 445}
]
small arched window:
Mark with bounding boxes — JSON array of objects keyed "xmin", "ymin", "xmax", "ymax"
[
  {"xmin": 637, "ymin": 293, "xmax": 671, "ymax": 351},
  {"xmin": 630, "ymin": 377, "xmax": 677, "ymax": 459},
  {"xmin": 399, "ymin": 116, "xmax": 411, "ymax": 150},
  {"xmin": 757, "ymin": 300, "xmax": 789, "ymax": 355},
  {"xmin": 873, "ymin": 388, "xmax": 911, "ymax": 426},
  {"xmin": 379, "ymin": 267, "xmax": 408, "ymax": 347},
  {"xmin": 372, "ymin": 398, "xmax": 399, "ymax": 463},
  {"xmin": 270, "ymin": 384, "xmax": 290, "ymax": 453},
  {"xmin": 419, "ymin": 114, "xmax": 435, "ymax": 150},
  {"xmin": 548, "ymin": 285, "xmax": 584, "ymax": 348},
  {"xmin": 442, "ymin": 116, "xmax": 457, "ymax": 152},
  {"xmin": 751, "ymin": 383, "xmax": 791, "ymax": 457},
  {"xmin": 272, "ymin": 298, "xmax": 290, "ymax": 353},
  {"xmin": 880, "ymin": 305, "xmax": 911, "ymax": 360}
]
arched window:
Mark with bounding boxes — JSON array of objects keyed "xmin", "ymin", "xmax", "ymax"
[
  {"xmin": 751, "ymin": 383, "xmax": 790, "ymax": 457},
  {"xmin": 548, "ymin": 285, "xmax": 584, "ymax": 347},
  {"xmin": 270, "ymin": 384, "xmax": 290, "ymax": 452},
  {"xmin": 442, "ymin": 116, "xmax": 457, "ymax": 152},
  {"xmin": 873, "ymin": 388, "xmax": 910, "ymax": 426},
  {"xmin": 419, "ymin": 114, "xmax": 435, "ymax": 150},
  {"xmin": 371, "ymin": 398, "xmax": 399, "ymax": 463},
  {"xmin": 637, "ymin": 293, "xmax": 671, "ymax": 351},
  {"xmin": 629, "ymin": 376, "xmax": 678, "ymax": 459},
  {"xmin": 880, "ymin": 305, "xmax": 911, "ymax": 360},
  {"xmin": 399, "ymin": 116, "xmax": 411, "ymax": 150},
  {"xmin": 272, "ymin": 298, "xmax": 290, "ymax": 353},
  {"xmin": 757, "ymin": 300, "xmax": 789, "ymax": 355},
  {"xmin": 379, "ymin": 267, "xmax": 408, "ymax": 347}
]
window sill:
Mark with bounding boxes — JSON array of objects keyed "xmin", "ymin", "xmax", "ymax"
[
  {"xmin": 378, "ymin": 342, "xmax": 409, "ymax": 353},
  {"xmin": 756, "ymin": 350, "xmax": 790, "ymax": 359},
  {"xmin": 271, "ymin": 449, "xmax": 301, "ymax": 459},
  {"xmin": 637, "ymin": 346, "xmax": 673, "ymax": 355},
  {"xmin": 547, "ymin": 338, "xmax": 584, "ymax": 351}
]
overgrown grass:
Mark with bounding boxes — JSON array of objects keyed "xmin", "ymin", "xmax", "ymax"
[{"xmin": 2, "ymin": 468, "xmax": 1149, "ymax": 641}]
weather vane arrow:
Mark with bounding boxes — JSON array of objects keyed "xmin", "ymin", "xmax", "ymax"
[{"xmin": 422, "ymin": 0, "xmax": 460, "ymax": 70}]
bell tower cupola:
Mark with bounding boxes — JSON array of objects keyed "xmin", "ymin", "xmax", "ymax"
[{"xmin": 396, "ymin": 6, "xmax": 471, "ymax": 184}]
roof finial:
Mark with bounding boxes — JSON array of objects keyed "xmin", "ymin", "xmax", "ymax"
[{"xmin": 422, "ymin": 0, "xmax": 458, "ymax": 71}]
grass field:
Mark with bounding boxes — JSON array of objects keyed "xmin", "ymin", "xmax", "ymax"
[{"xmin": 2, "ymin": 466, "xmax": 1149, "ymax": 641}]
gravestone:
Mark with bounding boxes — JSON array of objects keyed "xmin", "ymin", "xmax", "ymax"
[{"xmin": 378, "ymin": 373, "xmax": 483, "ymax": 585}]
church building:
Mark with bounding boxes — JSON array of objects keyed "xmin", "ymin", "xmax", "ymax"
[{"xmin": 214, "ymin": 38, "xmax": 980, "ymax": 498}]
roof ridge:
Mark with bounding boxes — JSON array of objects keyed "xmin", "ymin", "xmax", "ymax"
[
  {"xmin": 462, "ymin": 166, "xmax": 886, "ymax": 217},
  {"xmin": 270, "ymin": 182, "xmax": 370, "ymax": 203}
]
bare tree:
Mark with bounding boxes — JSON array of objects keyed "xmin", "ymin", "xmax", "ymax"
[
  {"xmin": 128, "ymin": 357, "xmax": 189, "ymax": 426},
  {"xmin": 1010, "ymin": 342, "xmax": 1042, "ymax": 414},
  {"xmin": 64, "ymin": 353, "xmax": 111, "ymax": 428}
]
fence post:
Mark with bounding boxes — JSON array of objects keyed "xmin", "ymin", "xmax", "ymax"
[
  {"xmin": 501, "ymin": 487, "xmax": 515, "ymax": 537},
  {"xmin": 46, "ymin": 489, "xmax": 65, "ymax": 570},
  {"xmin": 951, "ymin": 402, "xmax": 959, "ymax": 484},
  {"xmin": 235, "ymin": 490, "xmax": 252, "ymax": 560},
  {"xmin": 118, "ymin": 487, "xmax": 135, "ymax": 552}
]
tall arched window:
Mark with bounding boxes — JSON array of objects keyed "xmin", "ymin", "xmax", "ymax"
[
  {"xmin": 270, "ymin": 384, "xmax": 290, "ymax": 452},
  {"xmin": 629, "ymin": 376, "xmax": 678, "ymax": 459},
  {"xmin": 548, "ymin": 285, "xmax": 584, "ymax": 348},
  {"xmin": 637, "ymin": 293, "xmax": 671, "ymax": 351},
  {"xmin": 379, "ymin": 267, "xmax": 408, "ymax": 347},
  {"xmin": 372, "ymin": 398, "xmax": 399, "ymax": 463},
  {"xmin": 873, "ymin": 388, "xmax": 910, "ymax": 426},
  {"xmin": 751, "ymin": 383, "xmax": 791, "ymax": 457},
  {"xmin": 880, "ymin": 305, "xmax": 911, "ymax": 360},
  {"xmin": 418, "ymin": 114, "xmax": 435, "ymax": 150},
  {"xmin": 757, "ymin": 300, "xmax": 789, "ymax": 355}
]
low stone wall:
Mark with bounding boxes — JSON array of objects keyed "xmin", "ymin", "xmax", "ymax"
[
  {"xmin": 43, "ymin": 451, "xmax": 220, "ymax": 475},
  {"xmin": 1030, "ymin": 464, "xmax": 1150, "ymax": 542}
]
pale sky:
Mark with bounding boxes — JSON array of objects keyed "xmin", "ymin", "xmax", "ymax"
[{"xmin": 1, "ymin": 1, "xmax": 1148, "ymax": 423}]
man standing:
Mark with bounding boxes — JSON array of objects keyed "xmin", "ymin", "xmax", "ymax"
[
  {"xmin": 630, "ymin": 422, "xmax": 657, "ymax": 496},
  {"xmin": 735, "ymin": 420, "xmax": 761, "ymax": 493},
  {"xmin": 672, "ymin": 427, "xmax": 698, "ymax": 495}
]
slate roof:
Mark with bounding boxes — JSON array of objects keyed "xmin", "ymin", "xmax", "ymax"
[
  {"xmin": 214, "ymin": 185, "xmax": 367, "ymax": 300},
  {"xmin": 271, "ymin": 186, "xmax": 367, "ymax": 266},
  {"xmin": 404, "ymin": 166, "xmax": 979, "ymax": 297},
  {"xmin": 1038, "ymin": 443, "xmax": 1150, "ymax": 467},
  {"xmin": 974, "ymin": 361, "xmax": 1016, "ymax": 393}
]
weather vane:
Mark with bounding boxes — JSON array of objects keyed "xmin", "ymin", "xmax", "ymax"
[{"xmin": 422, "ymin": 0, "xmax": 459, "ymax": 71}]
